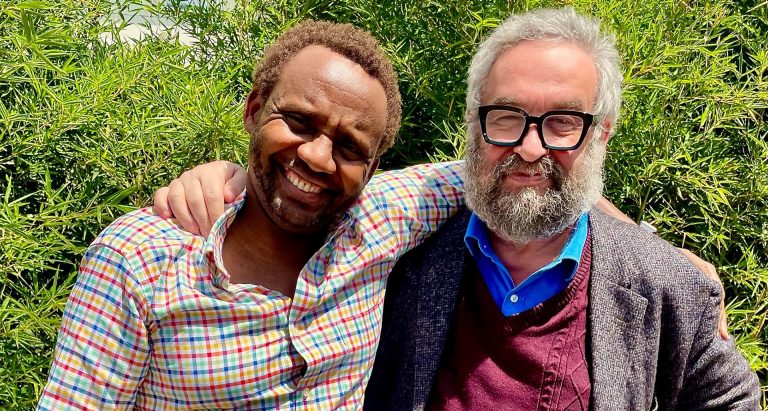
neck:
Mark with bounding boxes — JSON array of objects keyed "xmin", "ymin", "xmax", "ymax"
[
  {"xmin": 489, "ymin": 226, "xmax": 573, "ymax": 285},
  {"xmin": 222, "ymin": 183, "xmax": 325, "ymax": 296}
]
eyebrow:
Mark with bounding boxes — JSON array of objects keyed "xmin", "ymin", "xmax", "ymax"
[
  {"xmin": 552, "ymin": 101, "xmax": 585, "ymax": 111},
  {"xmin": 488, "ymin": 97, "xmax": 586, "ymax": 112},
  {"xmin": 490, "ymin": 96, "xmax": 521, "ymax": 106}
]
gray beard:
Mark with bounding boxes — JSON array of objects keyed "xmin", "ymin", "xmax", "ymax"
[{"xmin": 464, "ymin": 136, "xmax": 606, "ymax": 244}]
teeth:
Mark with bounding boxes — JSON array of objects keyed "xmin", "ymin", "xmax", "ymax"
[{"xmin": 286, "ymin": 170, "xmax": 322, "ymax": 194}]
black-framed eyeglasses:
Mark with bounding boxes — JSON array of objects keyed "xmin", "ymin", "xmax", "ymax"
[{"xmin": 478, "ymin": 105, "xmax": 595, "ymax": 151}]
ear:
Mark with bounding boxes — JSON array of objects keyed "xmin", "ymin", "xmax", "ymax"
[
  {"xmin": 599, "ymin": 119, "xmax": 613, "ymax": 144},
  {"xmin": 243, "ymin": 89, "xmax": 264, "ymax": 135}
]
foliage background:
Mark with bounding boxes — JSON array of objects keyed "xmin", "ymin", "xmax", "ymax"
[{"xmin": 1, "ymin": 0, "xmax": 766, "ymax": 408}]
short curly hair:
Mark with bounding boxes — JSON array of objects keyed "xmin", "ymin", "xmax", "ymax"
[{"xmin": 252, "ymin": 20, "xmax": 401, "ymax": 156}]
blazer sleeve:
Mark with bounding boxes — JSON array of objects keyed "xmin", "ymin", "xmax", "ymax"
[{"xmin": 677, "ymin": 282, "xmax": 760, "ymax": 410}]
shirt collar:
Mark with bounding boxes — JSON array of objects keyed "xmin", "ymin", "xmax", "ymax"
[
  {"xmin": 540, "ymin": 212, "xmax": 588, "ymax": 278},
  {"xmin": 203, "ymin": 189, "xmax": 247, "ymax": 289},
  {"xmin": 201, "ymin": 190, "xmax": 355, "ymax": 289},
  {"xmin": 464, "ymin": 212, "xmax": 494, "ymax": 259},
  {"xmin": 463, "ymin": 212, "xmax": 589, "ymax": 280}
]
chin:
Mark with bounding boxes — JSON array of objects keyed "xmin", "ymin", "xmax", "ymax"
[
  {"xmin": 250, "ymin": 170, "xmax": 354, "ymax": 236},
  {"xmin": 270, "ymin": 197, "xmax": 349, "ymax": 236}
]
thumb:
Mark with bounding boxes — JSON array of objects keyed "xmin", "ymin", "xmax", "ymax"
[{"xmin": 223, "ymin": 166, "xmax": 249, "ymax": 203}]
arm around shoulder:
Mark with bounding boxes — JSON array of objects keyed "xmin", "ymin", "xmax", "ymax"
[{"xmin": 362, "ymin": 161, "xmax": 466, "ymax": 242}]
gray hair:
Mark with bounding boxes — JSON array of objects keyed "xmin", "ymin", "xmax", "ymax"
[{"xmin": 466, "ymin": 7, "xmax": 622, "ymax": 131}]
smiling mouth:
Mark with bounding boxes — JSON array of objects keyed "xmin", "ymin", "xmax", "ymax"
[{"xmin": 285, "ymin": 169, "xmax": 322, "ymax": 194}]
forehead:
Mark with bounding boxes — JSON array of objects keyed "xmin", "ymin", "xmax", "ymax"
[
  {"xmin": 481, "ymin": 40, "xmax": 599, "ymax": 112},
  {"xmin": 270, "ymin": 45, "xmax": 388, "ymax": 150},
  {"xmin": 278, "ymin": 46, "xmax": 380, "ymax": 98}
]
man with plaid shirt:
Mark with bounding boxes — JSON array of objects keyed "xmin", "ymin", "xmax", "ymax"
[{"xmin": 38, "ymin": 20, "xmax": 466, "ymax": 410}]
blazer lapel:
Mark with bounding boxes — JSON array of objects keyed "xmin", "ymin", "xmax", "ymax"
[
  {"xmin": 587, "ymin": 210, "xmax": 651, "ymax": 410},
  {"xmin": 589, "ymin": 277, "xmax": 649, "ymax": 409},
  {"xmin": 411, "ymin": 209, "xmax": 473, "ymax": 408}
]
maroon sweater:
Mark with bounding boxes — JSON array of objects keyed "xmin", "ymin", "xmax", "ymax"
[{"xmin": 427, "ymin": 236, "xmax": 592, "ymax": 410}]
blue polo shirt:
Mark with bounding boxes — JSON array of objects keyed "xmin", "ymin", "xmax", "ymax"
[{"xmin": 463, "ymin": 213, "xmax": 588, "ymax": 316}]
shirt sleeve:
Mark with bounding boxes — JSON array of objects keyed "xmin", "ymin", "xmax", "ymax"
[
  {"xmin": 37, "ymin": 244, "xmax": 151, "ymax": 411},
  {"xmin": 359, "ymin": 160, "xmax": 465, "ymax": 254}
]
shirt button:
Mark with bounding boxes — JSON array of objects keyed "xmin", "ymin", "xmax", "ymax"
[{"xmin": 509, "ymin": 294, "xmax": 519, "ymax": 303}]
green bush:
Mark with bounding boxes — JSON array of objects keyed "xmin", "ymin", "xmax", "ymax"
[{"xmin": 1, "ymin": 0, "xmax": 766, "ymax": 407}]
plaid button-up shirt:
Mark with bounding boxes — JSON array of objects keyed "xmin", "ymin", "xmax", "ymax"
[{"xmin": 38, "ymin": 161, "xmax": 465, "ymax": 410}]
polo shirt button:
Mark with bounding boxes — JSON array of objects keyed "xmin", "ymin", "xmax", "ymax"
[{"xmin": 509, "ymin": 294, "xmax": 518, "ymax": 303}]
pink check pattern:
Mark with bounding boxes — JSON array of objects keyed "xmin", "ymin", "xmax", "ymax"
[{"xmin": 38, "ymin": 161, "xmax": 465, "ymax": 410}]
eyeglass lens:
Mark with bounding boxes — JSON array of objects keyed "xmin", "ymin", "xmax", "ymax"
[{"xmin": 485, "ymin": 110, "xmax": 585, "ymax": 147}]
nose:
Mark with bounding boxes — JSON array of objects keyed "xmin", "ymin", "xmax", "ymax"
[
  {"xmin": 513, "ymin": 125, "xmax": 548, "ymax": 162},
  {"xmin": 297, "ymin": 134, "xmax": 336, "ymax": 174}
]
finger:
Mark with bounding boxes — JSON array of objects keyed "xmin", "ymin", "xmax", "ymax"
[
  {"xmin": 680, "ymin": 249, "xmax": 717, "ymax": 283},
  {"xmin": 719, "ymin": 300, "xmax": 730, "ymax": 340},
  {"xmin": 153, "ymin": 187, "xmax": 172, "ymax": 218},
  {"xmin": 197, "ymin": 170, "xmax": 227, "ymax": 235},
  {"xmin": 596, "ymin": 196, "xmax": 635, "ymax": 224},
  {"xmin": 167, "ymin": 178, "xmax": 201, "ymax": 235},
  {"xmin": 223, "ymin": 165, "xmax": 249, "ymax": 203},
  {"xmin": 179, "ymin": 172, "xmax": 213, "ymax": 237},
  {"xmin": 717, "ymin": 277, "xmax": 729, "ymax": 340},
  {"xmin": 677, "ymin": 248, "xmax": 729, "ymax": 340}
]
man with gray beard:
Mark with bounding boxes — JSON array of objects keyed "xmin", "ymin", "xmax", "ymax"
[
  {"xmin": 364, "ymin": 8, "xmax": 759, "ymax": 410},
  {"xmin": 149, "ymin": 8, "xmax": 754, "ymax": 410},
  {"xmin": 464, "ymin": 131, "xmax": 607, "ymax": 244}
]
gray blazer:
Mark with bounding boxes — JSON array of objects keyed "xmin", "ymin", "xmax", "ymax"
[{"xmin": 364, "ymin": 208, "xmax": 760, "ymax": 410}]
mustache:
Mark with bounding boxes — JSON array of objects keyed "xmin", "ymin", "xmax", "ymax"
[{"xmin": 493, "ymin": 154, "xmax": 558, "ymax": 179}]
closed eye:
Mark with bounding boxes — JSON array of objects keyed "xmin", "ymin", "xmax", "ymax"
[
  {"xmin": 335, "ymin": 139, "xmax": 366, "ymax": 162},
  {"xmin": 283, "ymin": 112, "xmax": 312, "ymax": 133}
]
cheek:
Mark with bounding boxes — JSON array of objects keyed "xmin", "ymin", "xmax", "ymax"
[
  {"xmin": 339, "ymin": 164, "xmax": 370, "ymax": 195},
  {"xmin": 257, "ymin": 121, "xmax": 300, "ymax": 154},
  {"xmin": 483, "ymin": 145, "xmax": 510, "ymax": 168},
  {"xmin": 550, "ymin": 150, "xmax": 579, "ymax": 172}
]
